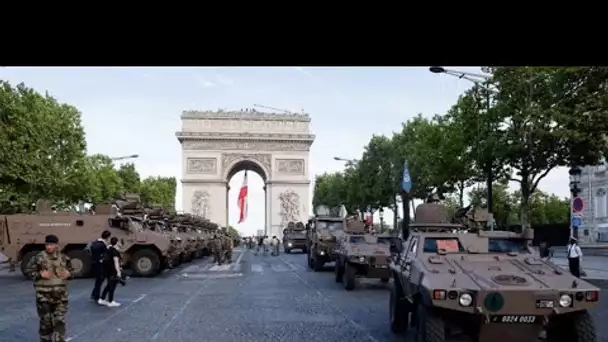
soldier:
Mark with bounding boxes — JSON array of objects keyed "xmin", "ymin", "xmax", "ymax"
[
  {"xmin": 26, "ymin": 234, "xmax": 73, "ymax": 342},
  {"xmin": 223, "ymin": 232, "xmax": 233, "ymax": 263},
  {"xmin": 212, "ymin": 234, "xmax": 224, "ymax": 265}
]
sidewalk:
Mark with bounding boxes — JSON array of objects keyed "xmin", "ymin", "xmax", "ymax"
[{"xmin": 551, "ymin": 254, "xmax": 608, "ymax": 287}]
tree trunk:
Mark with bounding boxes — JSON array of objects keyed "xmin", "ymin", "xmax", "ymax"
[
  {"xmin": 458, "ymin": 181, "xmax": 465, "ymax": 208},
  {"xmin": 519, "ymin": 175, "xmax": 531, "ymax": 230}
]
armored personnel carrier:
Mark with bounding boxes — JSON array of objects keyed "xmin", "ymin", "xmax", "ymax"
[
  {"xmin": 283, "ymin": 221, "xmax": 307, "ymax": 253},
  {"xmin": 334, "ymin": 218, "xmax": 391, "ymax": 290},
  {"xmin": 307, "ymin": 205, "xmax": 346, "ymax": 271},
  {"xmin": 388, "ymin": 201, "xmax": 599, "ymax": 342},
  {"xmin": 0, "ymin": 197, "xmax": 173, "ymax": 279}
]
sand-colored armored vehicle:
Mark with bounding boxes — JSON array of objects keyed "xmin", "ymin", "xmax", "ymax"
[
  {"xmin": 0, "ymin": 198, "xmax": 173, "ymax": 279},
  {"xmin": 283, "ymin": 221, "xmax": 307, "ymax": 253},
  {"xmin": 307, "ymin": 205, "xmax": 346, "ymax": 271},
  {"xmin": 334, "ymin": 218, "xmax": 391, "ymax": 290},
  {"xmin": 389, "ymin": 201, "xmax": 599, "ymax": 341}
]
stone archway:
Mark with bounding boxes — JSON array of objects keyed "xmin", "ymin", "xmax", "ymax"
[{"xmin": 176, "ymin": 109, "xmax": 315, "ymax": 238}]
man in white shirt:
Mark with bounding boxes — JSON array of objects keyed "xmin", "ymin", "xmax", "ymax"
[{"xmin": 567, "ymin": 237, "xmax": 583, "ymax": 277}]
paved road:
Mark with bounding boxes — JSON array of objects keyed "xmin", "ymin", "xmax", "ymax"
[{"xmin": 1, "ymin": 249, "xmax": 608, "ymax": 342}]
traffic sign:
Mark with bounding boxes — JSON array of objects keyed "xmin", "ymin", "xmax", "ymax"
[
  {"xmin": 572, "ymin": 196, "xmax": 584, "ymax": 213},
  {"xmin": 571, "ymin": 215, "xmax": 583, "ymax": 228}
]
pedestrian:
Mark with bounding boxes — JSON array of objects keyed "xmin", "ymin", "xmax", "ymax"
[
  {"xmin": 26, "ymin": 234, "xmax": 73, "ymax": 342},
  {"xmin": 89, "ymin": 230, "xmax": 111, "ymax": 302},
  {"xmin": 212, "ymin": 234, "xmax": 223, "ymax": 265},
  {"xmin": 271, "ymin": 235, "xmax": 280, "ymax": 256},
  {"xmin": 99, "ymin": 237, "xmax": 122, "ymax": 307},
  {"xmin": 567, "ymin": 236, "xmax": 583, "ymax": 277},
  {"xmin": 256, "ymin": 235, "xmax": 264, "ymax": 254}
]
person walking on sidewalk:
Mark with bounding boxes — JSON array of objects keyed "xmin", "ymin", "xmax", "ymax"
[{"xmin": 567, "ymin": 237, "xmax": 583, "ymax": 278}]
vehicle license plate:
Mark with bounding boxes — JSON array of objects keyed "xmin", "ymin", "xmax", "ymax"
[{"xmin": 491, "ymin": 315, "xmax": 538, "ymax": 324}]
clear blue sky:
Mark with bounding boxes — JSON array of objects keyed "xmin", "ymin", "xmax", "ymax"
[{"xmin": 0, "ymin": 67, "xmax": 570, "ymax": 236}]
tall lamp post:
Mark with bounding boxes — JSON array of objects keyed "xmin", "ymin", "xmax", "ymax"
[
  {"xmin": 569, "ymin": 166, "xmax": 582, "ymax": 239},
  {"xmin": 429, "ymin": 66, "xmax": 496, "ymax": 231},
  {"xmin": 334, "ymin": 156, "xmax": 358, "ymax": 167},
  {"xmin": 111, "ymin": 154, "xmax": 139, "ymax": 161},
  {"xmin": 379, "ymin": 207, "xmax": 384, "ymax": 233}
]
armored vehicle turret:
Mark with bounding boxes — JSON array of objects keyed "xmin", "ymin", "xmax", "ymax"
[
  {"xmin": 388, "ymin": 202, "xmax": 599, "ymax": 341},
  {"xmin": 334, "ymin": 217, "xmax": 391, "ymax": 290}
]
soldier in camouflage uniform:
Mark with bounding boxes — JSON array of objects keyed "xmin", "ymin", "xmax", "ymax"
[
  {"xmin": 222, "ymin": 231, "xmax": 233, "ymax": 263},
  {"xmin": 25, "ymin": 234, "xmax": 73, "ymax": 342},
  {"xmin": 212, "ymin": 234, "xmax": 224, "ymax": 265}
]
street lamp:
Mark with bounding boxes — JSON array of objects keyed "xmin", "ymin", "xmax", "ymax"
[
  {"xmin": 111, "ymin": 154, "xmax": 139, "ymax": 161},
  {"xmin": 334, "ymin": 156, "xmax": 358, "ymax": 166},
  {"xmin": 569, "ymin": 166, "xmax": 583, "ymax": 239},
  {"xmin": 379, "ymin": 208, "xmax": 384, "ymax": 232},
  {"xmin": 429, "ymin": 66, "xmax": 496, "ymax": 231}
]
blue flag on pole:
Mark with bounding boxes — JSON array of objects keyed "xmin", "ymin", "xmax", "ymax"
[{"xmin": 401, "ymin": 162, "xmax": 412, "ymax": 193}]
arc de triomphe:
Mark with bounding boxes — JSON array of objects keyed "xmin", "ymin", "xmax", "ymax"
[{"xmin": 176, "ymin": 109, "xmax": 315, "ymax": 238}]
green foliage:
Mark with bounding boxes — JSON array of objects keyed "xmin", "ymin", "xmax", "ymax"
[
  {"xmin": 0, "ymin": 80, "xmax": 88, "ymax": 205},
  {"xmin": 313, "ymin": 67, "xmax": 608, "ymax": 232},
  {"xmin": 0, "ymin": 79, "xmax": 179, "ymax": 217},
  {"xmin": 117, "ymin": 163, "xmax": 141, "ymax": 193},
  {"xmin": 83, "ymin": 154, "xmax": 123, "ymax": 203},
  {"xmin": 140, "ymin": 176, "xmax": 176, "ymax": 210}
]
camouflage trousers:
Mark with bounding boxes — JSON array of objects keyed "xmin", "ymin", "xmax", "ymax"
[
  {"xmin": 224, "ymin": 249, "xmax": 232, "ymax": 263},
  {"xmin": 213, "ymin": 250, "xmax": 224, "ymax": 265},
  {"xmin": 35, "ymin": 286, "xmax": 68, "ymax": 342}
]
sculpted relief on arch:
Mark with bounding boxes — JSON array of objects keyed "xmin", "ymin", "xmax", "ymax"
[
  {"xmin": 191, "ymin": 190, "xmax": 211, "ymax": 218},
  {"xmin": 221, "ymin": 153, "xmax": 272, "ymax": 179},
  {"xmin": 279, "ymin": 189, "xmax": 301, "ymax": 225}
]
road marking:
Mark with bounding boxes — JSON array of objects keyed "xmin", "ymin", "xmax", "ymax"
[
  {"xmin": 150, "ymin": 278, "xmax": 210, "ymax": 340},
  {"xmin": 66, "ymin": 294, "xmax": 147, "ymax": 341},
  {"xmin": 234, "ymin": 250, "xmax": 244, "ymax": 266},
  {"xmin": 209, "ymin": 264, "xmax": 232, "ymax": 272},
  {"xmin": 251, "ymin": 264, "xmax": 263, "ymax": 273},
  {"xmin": 278, "ymin": 256, "xmax": 380, "ymax": 342}
]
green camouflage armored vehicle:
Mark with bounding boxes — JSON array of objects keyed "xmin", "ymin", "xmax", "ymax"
[
  {"xmin": 389, "ymin": 201, "xmax": 600, "ymax": 342},
  {"xmin": 334, "ymin": 219, "xmax": 391, "ymax": 290},
  {"xmin": 283, "ymin": 221, "xmax": 308, "ymax": 253},
  {"xmin": 307, "ymin": 205, "xmax": 345, "ymax": 271}
]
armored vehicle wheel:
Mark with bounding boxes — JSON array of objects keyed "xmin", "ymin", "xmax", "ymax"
[
  {"xmin": 389, "ymin": 281, "xmax": 410, "ymax": 333},
  {"xmin": 302, "ymin": 247, "xmax": 308, "ymax": 254},
  {"xmin": 381, "ymin": 277, "xmax": 390, "ymax": 283},
  {"xmin": 21, "ymin": 250, "xmax": 43, "ymax": 279},
  {"xmin": 313, "ymin": 254, "xmax": 324, "ymax": 272},
  {"xmin": 334, "ymin": 259, "xmax": 344, "ymax": 283},
  {"xmin": 415, "ymin": 303, "xmax": 446, "ymax": 342},
  {"xmin": 66, "ymin": 250, "xmax": 92, "ymax": 278},
  {"xmin": 548, "ymin": 310, "xmax": 596, "ymax": 342},
  {"xmin": 343, "ymin": 263, "xmax": 356, "ymax": 291},
  {"xmin": 131, "ymin": 249, "xmax": 161, "ymax": 277}
]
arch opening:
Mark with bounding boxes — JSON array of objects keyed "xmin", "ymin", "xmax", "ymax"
[{"xmin": 226, "ymin": 159, "xmax": 268, "ymax": 237}]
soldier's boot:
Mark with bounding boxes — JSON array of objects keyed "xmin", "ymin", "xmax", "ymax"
[
  {"xmin": 226, "ymin": 250, "xmax": 232, "ymax": 263},
  {"xmin": 9, "ymin": 260, "xmax": 15, "ymax": 272}
]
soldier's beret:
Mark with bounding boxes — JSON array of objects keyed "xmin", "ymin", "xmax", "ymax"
[{"xmin": 45, "ymin": 234, "xmax": 59, "ymax": 244}]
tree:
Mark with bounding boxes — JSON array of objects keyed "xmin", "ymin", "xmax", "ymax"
[
  {"xmin": 117, "ymin": 163, "xmax": 141, "ymax": 193},
  {"xmin": 454, "ymin": 67, "xmax": 608, "ymax": 228},
  {"xmin": 140, "ymin": 176, "xmax": 176, "ymax": 210},
  {"xmin": 312, "ymin": 172, "xmax": 347, "ymax": 210},
  {"xmin": 358, "ymin": 135, "xmax": 398, "ymax": 210},
  {"xmin": 0, "ymin": 81, "xmax": 88, "ymax": 205},
  {"xmin": 83, "ymin": 154, "xmax": 123, "ymax": 204},
  {"xmin": 467, "ymin": 182, "xmax": 516, "ymax": 226}
]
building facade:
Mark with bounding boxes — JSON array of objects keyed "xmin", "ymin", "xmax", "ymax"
[{"xmin": 576, "ymin": 163, "xmax": 608, "ymax": 244}]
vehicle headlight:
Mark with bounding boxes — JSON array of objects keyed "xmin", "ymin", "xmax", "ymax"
[
  {"xmin": 559, "ymin": 294, "xmax": 572, "ymax": 307},
  {"xmin": 359, "ymin": 256, "xmax": 365, "ymax": 262},
  {"xmin": 459, "ymin": 293, "xmax": 473, "ymax": 307},
  {"xmin": 288, "ymin": 243, "xmax": 293, "ymax": 247}
]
